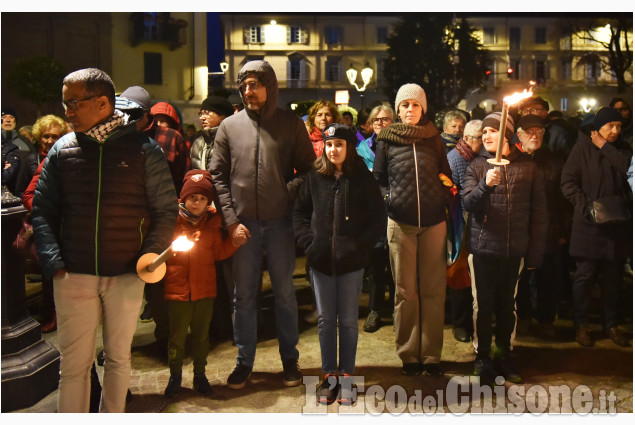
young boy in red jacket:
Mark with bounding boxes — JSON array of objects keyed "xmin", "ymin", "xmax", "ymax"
[{"xmin": 163, "ymin": 170, "xmax": 238, "ymax": 397}]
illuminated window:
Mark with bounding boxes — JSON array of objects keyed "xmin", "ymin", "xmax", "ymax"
[
  {"xmin": 288, "ymin": 26, "xmax": 308, "ymax": 44},
  {"xmin": 244, "ymin": 26, "xmax": 264, "ymax": 44}
]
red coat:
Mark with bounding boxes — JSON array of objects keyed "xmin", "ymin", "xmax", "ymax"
[
  {"xmin": 309, "ymin": 127, "xmax": 324, "ymax": 158},
  {"xmin": 164, "ymin": 207, "xmax": 238, "ymax": 301},
  {"xmin": 23, "ymin": 159, "xmax": 44, "ymax": 211}
]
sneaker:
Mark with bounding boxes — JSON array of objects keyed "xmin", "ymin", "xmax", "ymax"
[
  {"xmin": 575, "ymin": 326, "xmax": 594, "ymax": 347},
  {"xmin": 193, "ymin": 373, "xmax": 213, "ymax": 395},
  {"xmin": 139, "ymin": 303, "xmax": 153, "ymax": 322},
  {"xmin": 164, "ymin": 374, "xmax": 182, "ymax": 398},
  {"xmin": 337, "ymin": 374, "xmax": 356, "ymax": 405},
  {"xmin": 493, "ymin": 355, "xmax": 522, "ymax": 383},
  {"xmin": 422, "ymin": 363, "xmax": 442, "ymax": 376},
  {"xmin": 452, "ymin": 327, "xmax": 470, "ymax": 342},
  {"xmin": 401, "ymin": 362, "xmax": 423, "ymax": 376},
  {"xmin": 317, "ymin": 373, "xmax": 338, "ymax": 404},
  {"xmin": 227, "ymin": 364, "xmax": 252, "ymax": 390},
  {"xmin": 473, "ymin": 358, "xmax": 497, "ymax": 387},
  {"xmin": 363, "ymin": 310, "xmax": 382, "ymax": 333},
  {"xmin": 282, "ymin": 359, "xmax": 303, "ymax": 387},
  {"xmin": 606, "ymin": 327, "xmax": 630, "ymax": 347}
]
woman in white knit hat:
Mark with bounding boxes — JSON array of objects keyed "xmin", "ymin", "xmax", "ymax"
[{"xmin": 373, "ymin": 83, "xmax": 453, "ymax": 376}]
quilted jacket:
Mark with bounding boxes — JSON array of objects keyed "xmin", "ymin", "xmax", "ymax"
[{"xmin": 373, "ymin": 121, "xmax": 452, "ymax": 228}]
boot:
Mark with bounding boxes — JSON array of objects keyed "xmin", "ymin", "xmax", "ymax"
[{"xmin": 41, "ymin": 311, "xmax": 57, "ymax": 333}]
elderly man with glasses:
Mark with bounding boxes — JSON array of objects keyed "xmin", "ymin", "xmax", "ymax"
[
  {"xmin": 32, "ymin": 68, "xmax": 177, "ymax": 412},
  {"xmin": 513, "ymin": 96, "xmax": 573, "ymax": 157},
  {"xmin": 514, "ymin": 114, "xmax": 570, "ymax": 338}
]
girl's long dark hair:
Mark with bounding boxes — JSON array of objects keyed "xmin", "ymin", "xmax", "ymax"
[{"xmin": 315, "ymin": 140, "xmax": 359, "ymax": 177}]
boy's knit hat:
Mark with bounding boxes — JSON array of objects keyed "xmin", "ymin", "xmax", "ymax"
[
  {"xmin": 593, "ymin": 106, "xmax": 622, "ymax": 131},
  {"xmin": 482, "ymin": 112, "xmax": 515, "ymax": 141},
  {"xmin": 180, "ymin": 170, "xmax": 215, "ymax": 205},
  {"xmin": 395, "ymin": 83, "xmax": 427, "ymax": 114}
]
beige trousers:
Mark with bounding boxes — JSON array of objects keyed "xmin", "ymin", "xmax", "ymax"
[
  {"xmin": 53, "ymin": 272, "xmax": 144, "ymax": 413},
  {"xmin": 387, "ymin": 218, "xmax": 447, "ymax": 364}
]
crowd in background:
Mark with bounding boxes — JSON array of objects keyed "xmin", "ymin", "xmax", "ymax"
[{"xmin": 1, "ymin": 62, "xmax": 633, "ymax": 411}]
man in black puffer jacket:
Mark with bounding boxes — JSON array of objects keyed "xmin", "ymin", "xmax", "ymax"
[
  {"xmin": 462, "ymin": 112, "xmax": 547, "ymax": 386},
  {"xmin": 32, "ymin": 68, "xmax": 177, "ymax": 413}
]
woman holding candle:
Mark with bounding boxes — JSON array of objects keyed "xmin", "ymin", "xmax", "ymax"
[
  {"xmin": 462, "ymin": 112, "xmax": 547, "ymax": 386},
  {"xmin": 373, "ymin": 83, "xmax": 453, "ymax": 377},
  {"xmin": 163, "ymin": 170, "xmax": 239, "ymax": 398},
  {"xmin": 294, "ymin": 123, "xmax": 386, "ymax": 404}
]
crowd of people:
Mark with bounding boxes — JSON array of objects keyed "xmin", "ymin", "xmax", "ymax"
[{"xmin": 1, "ymin": 61, "xmax": 632, "ymax": 412}]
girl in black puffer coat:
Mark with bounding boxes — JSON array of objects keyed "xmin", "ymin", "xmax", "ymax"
[{"xmin": 294, "ymin": 124, "xmax": 386, "ymax": 404}]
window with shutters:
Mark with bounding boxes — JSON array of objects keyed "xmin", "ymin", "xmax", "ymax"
[
  {"xmin": 535, "ymin": 27, "xmax": 547, "ymax": 44},
  {"xmin": 325, "ymin": 57, "xmax": 341, "ymax": 82},
  {"xmin": 324, "ymin": 26, "xmax": 342, "ymax": 45},
  {"xmin": 483, "ymin": 27, "xmax": 495, "ymax": 44},
  {"xmin": 244, "ymin": 26, "xmax": 264, "ymax": 44},
  {"xmin": 288, "ymin": 26, "xmax": 308, "ymax": 44},
  {"xmin": 376, "ymin": 27, "xmax": 388, "ymax": 44}
]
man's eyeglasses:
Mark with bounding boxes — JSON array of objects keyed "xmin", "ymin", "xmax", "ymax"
[
  {"xmin": 522, "ymin": 128, "xmax": 545, "ymax": 137},
  {"xmin": 198, "ymin": 110, "xmax": 213, "ymax": 117},
  {"xmin": 62, "ymin": 95, "xmax": 96, "ymax": 112},
  {"xmin": 468, "ymin": 135, "xmax": 483, "ymax": 142},
  {"xmin": 372, "ymin": 117, "xmax": 392, "ymax": 125},
  {"xmin": 239, "ymin": 81, "xmax": 262, "ymax": 93},
  {"xmin": 520, "ymin": 107, "xmax": 546, "ymax": 116}
]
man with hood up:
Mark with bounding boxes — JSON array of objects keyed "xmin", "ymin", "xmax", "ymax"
[{"xmin": 210, "ymin": 60, "xmax": 316, "ymax": 390}]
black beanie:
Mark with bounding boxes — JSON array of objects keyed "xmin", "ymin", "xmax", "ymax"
[
  {"xmin": 1, "ymin": 106, "xmax": 17, "ymax": 119},
  {"xmin": 322, "ymin": 123, "xmax": 357, "ymax": 148},
  {"xmin": 180, "ymin": 170, "xmax": 216, "ymax": 205},
  {"xmin": 593, "ymin": 107, "xmax": 622, "ymax": 131},
  {"xmin": 201, "ymin": 96, "xmax": 233, "ymax": 117}
]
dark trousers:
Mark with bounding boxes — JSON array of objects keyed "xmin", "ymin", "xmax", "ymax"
[
  {"xmin": 516, "ymin": 252, "xmax": 563, "ymax": 324},
  {"xmin": 572, "ymin": 258, "xmax": 622, "ymax": 329},
  {"xmin": 449, "ymin": 286, "xmax": 473, "ymax": 332},
  {"xmin": 167, "ymin": 298, "xmax": 214, "ymax": 376},
  {"xmin": 468, "ymin": 254, "xmax": 523, "ymax": 359},
  {"xmin": 150, "ymin": 281, "xmax": 170, "ymax": 342},
  {"xmin": 367, "ymin": 239, "xmax": 395, "ymax": 314}
]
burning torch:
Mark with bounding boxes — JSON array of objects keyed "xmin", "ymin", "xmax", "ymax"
[
  {"xmin": 487, "ymin": 89, "xmax": 534, "ymax": 170},
  {"xmin": 136, "ymin": 234, "xmax": 197, "ymax": 283}
]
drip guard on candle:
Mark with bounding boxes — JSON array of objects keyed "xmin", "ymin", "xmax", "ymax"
[{"xmin": 136, "ymin": 252, "xmax": 168, "ymax": 283}]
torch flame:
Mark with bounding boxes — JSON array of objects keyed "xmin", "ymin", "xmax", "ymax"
[
  {"xmin": 172, "ymin": 235, "xmax": 194, "ymax": 252},
  {"xmin": 503, "ymin": 89, "xmax": 533, "ymax": 106}
]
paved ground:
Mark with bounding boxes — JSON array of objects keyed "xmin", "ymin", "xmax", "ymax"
[{"xmin": 13, "ymin": 264, "xmax": 634, "ymax": 415}]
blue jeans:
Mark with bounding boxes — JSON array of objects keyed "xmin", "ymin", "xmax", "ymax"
[
  {"xmin": 311, "ymin": 268, "xmax": 364, "ymax": 374},
  {"xmin": 232, "ymin": 216, "xmax": 299, "ymax": 367}
]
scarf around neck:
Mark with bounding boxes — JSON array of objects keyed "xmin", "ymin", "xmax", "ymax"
[
  {"xmin": 454, "ymin": 137, "xmax": 475, "ymax": 162},
  {"xmin": 85, "ymin": 109, "xmax": 128, "ymax": 142}
]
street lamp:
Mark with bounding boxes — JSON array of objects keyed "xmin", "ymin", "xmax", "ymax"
[
  {"xmin": 346, "ymin": 63, "xmax": 373, "ymax": 109},
  {"xmin": 208, "ymin": 61, "xmax": 229, "ymax": 94},
  {"xmin": 580, "ymin": 97, "xmax": 597, "ymax": 113}
]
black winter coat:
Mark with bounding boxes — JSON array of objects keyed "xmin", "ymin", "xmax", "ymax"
[
  {"xmin": 560, "ymin": 131, "xmax": 632, "ymax": 260},
  {"xmin": 293, "ymin": 159, "xmax": 387, "ymax": 276},
  {"xmin": 530, "ymin": 146, "xmax": 570, "ymax": 253},
  {"xmin": 462, "ymin": 145, "xmax": 548, "ymax": 268},
  {"xmin": 32, "ymin": 122, "xmax": 178, "ymax": 279},
  {"xmin": 373, "ymin": 121, "xmax": 452, "ymax": 228}
]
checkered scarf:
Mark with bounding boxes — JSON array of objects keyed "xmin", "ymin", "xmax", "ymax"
[{"xmin": 85, "ymin": 109, "xmax": 129, "ymax": 142}]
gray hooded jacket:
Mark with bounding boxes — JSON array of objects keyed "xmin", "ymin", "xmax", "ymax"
[{"xmin": 210, "ymin": 60, "xmax": 316, "ymax": 225}]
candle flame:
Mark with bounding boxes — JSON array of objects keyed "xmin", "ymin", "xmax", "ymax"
[
  {"xmin": 503, "ymin": 89, "xmax": 533, "ymax": 106},
  {"xmin": 172, "ymin": 235, "xmax": 194, "ymax": 252}
]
